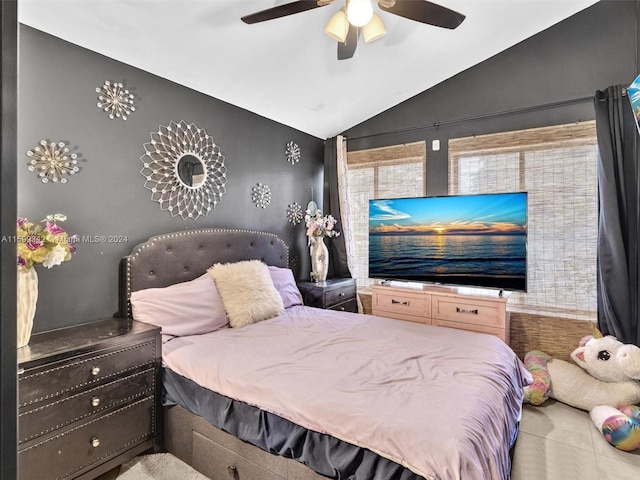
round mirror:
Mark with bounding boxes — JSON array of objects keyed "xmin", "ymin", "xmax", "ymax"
[
  {"xmin": 306, "ymin": 200, "xmax": 318, "ymax": 216},
  {"xmin": 176, "ymin": 154, "xmax": 206, "ymax": 188}
]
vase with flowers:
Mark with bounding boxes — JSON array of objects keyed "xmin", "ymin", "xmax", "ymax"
[
  {"xmin": 305, "ymin": 209, "xmax": 340, "ymax": 282},
  {"xmin": 16, "ymin": 214, "xmax": 77, "ymax": 347}
]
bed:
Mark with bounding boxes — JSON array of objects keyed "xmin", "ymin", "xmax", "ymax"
[{"xmin": 118, "ymin": 228, "xmax": 531, "ymax": 480}]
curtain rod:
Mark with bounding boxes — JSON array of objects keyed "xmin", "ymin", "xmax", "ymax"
[{"xmin": 345, "ymin": 95, "xmax": 595, "ymax": 142}]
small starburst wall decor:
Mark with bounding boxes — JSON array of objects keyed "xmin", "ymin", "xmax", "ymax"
[
  {"xmin": 251, "ymin": 183, "xmax": 271, "ymax": 208},
  {"xmin": 26, "ymin": 140, "xmax": 80, "ymax": 184},
  {"xmin": 287, "ymin": 202, "xmax": 303, "ymax": 225},
  {"xmin": 96, "ymin": 80, "xmax": 136, "ymax": 120},
  {"xmin": 285, "ymin": 141, "xmax": 301, "ymax": 165}
]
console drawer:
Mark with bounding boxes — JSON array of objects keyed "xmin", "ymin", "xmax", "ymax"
[
  {"xmin": 431, "ymin": 295, "xmax": 505, "ymax": 328},
  {"xmin": 19, "ymin": 368, "xmax": 155, "ymax": 444},
  {"xmin": 432, "ymin": 318, "xmax": 507, "ymax": 342},
  {"xmin": 19, "ymin": 396, "xmax": 155, "ymax": 480},
  {"xmin": 373, "ymin": 289, "xmax": 430, "ymax": 323},
  {"xmin": 19, "ymin": 339, "xmax": 156, "ymax": 408}
]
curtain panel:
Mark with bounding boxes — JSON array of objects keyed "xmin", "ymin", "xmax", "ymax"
[
  {"xmin": 595, "ymin": 85, "xmax": 640, "ymax": 346},
  {"xmin": 324, "ymin": 136, "xmax": 351, "ymax": 278}
]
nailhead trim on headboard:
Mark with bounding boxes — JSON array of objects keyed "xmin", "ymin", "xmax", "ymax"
[{"xmin": 119, "ymin": 228, "xmax": 289, "ymax": 317}]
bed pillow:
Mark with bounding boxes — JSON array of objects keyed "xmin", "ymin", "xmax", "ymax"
[
  {"xmin": 208, "ymin": 260, "xmax": 284, "ymax": 328},
  {"xmin": 268, "ymin": 266, "xmax": 303, "ymax": 308},
  {"xmin": 130, "ymin": 273, "xmax": 229, "ymax": 337}
]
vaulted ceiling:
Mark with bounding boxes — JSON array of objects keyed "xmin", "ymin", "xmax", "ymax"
[{"xmin": 19, "ymin": 0, "xmax": 599, "ymax": 138}]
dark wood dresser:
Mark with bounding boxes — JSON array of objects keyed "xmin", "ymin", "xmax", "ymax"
[
  {"xmin": 297, "ymin": 277, "xmax": 358, "ymax": 313},
  {"xmin": 18, "ymin": 318, "xmax": 161, "ymax": 480}
]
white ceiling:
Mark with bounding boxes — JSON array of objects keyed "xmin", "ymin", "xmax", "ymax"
[{"xmin": 19, "ymin": 0, "xmax": 598, "ymax": 139}]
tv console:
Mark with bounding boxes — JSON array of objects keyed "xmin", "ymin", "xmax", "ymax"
[{"xmin": 372, "ymin": 283, "xmax": 510, "ymax": 344}]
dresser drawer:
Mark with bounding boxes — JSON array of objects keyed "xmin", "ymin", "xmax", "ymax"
[
  {"xmin": 431, "ymin": 295, "xmax": 505, "ymax": 328},
  {"xmin": 192, "ymin": 431, "xmax": 285, "ymax": 480},
  {"xmin": 324, "ymin": 284, "xmax": 356, "ymax": 308},
  {"xmin": 328, "ymin": 297, "xmax": 358, "ymax": 313},
  {"xmin": 19, "ymin": 368, "xmax": 155, "ymax": 444},
  {"xmin": 19, "ymin": 339, "xmax": 156, "ymax": 408},
  {"xmin": 373, "ymin": 289, "xmax": 431, "ymax": 323},
  {"xmin": 298, "ymin": 278, "xmax": 357, "ymax": 310},
  {"xmin": 19, "ymin": 395, "xmax": 155, "ymax": 480}
]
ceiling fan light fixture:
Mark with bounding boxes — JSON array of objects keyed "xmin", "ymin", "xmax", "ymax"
[
  {"xmin": 324, "ymin": 8, "xmax": 349, "ymax": 43},
  {"xmin": 346, "ymin": 0, "xmax": 373, "ymax": 27},
  {"xmin": 377, "ymin": 0, "xmax": 396, "ymax": 8},
  {"xmin": 363, "ymin": 13, "xmax": 386, "ymax": 43}
]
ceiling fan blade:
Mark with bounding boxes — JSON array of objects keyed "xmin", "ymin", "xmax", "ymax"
[
  {"xmin": 378, "ymin": 0, "xmax": 465, "ymax": 29},
  {"xmin": 337, "ymin": 24, "xmax": 358, "ymax": 60},
  {"xmin": 241, "ymin": 0, "xmax": 331, "ymax": 24}
]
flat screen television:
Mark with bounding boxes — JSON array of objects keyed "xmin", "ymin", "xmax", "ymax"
[{"xmin": 368, "ymin": 192, "xmax": 527, "ymax": 292}]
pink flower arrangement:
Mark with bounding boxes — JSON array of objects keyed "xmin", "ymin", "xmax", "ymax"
[
  {"xmin": 305, "ymin": 209, "xmax": 340, "ymax": 245},
  {"xmin": 16, "ymin": 214, "xmax": 77, "ymax": 270}
]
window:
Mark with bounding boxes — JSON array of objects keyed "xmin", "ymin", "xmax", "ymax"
[
  {"xmin": 448, "ymin": 122, "xmax": 598, "ymax": 320},
  {"xmin": 346, "ymin": 142, "xmax": 426, "ymax": 287}
]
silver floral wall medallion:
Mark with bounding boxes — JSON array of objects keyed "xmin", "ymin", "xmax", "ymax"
[
  {"xmin": 251, "ymin": 183, "xmax": 271, "ymax": 209},
  {"xmin": 286, "ymin": 141, "xmax": 301, "ymax": 165},
  {"xmin": 96, "ymin": 80, "xmax": 136, "ymax": 120},
  {"xmin": 287, "ymin": 202, "xmax": 303, "ymax": 225},
  {"xmin": 26, "ymin": 140, "xmax": 80, "ymax": 184},
  {"xmin": 140, "ymin": 120, "xmax": 227, "ymax": 220}
]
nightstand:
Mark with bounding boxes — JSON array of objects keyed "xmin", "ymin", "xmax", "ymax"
[
  {"xmin": 18, "ymin": 318, "xmax": 161, "ymax": 480},
  {"xmin": 297, "ymin": 277, "xmax": 358, "ymax": 313}
]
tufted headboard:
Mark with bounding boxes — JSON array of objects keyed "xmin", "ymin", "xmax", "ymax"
[{"xmin": 117, "ymin": 228, "xmax": 289, "ymax": 318}]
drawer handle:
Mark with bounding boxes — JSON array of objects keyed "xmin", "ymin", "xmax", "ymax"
[
  {"xmin": 90, "ymin": 437, "xmax": 100, "ymax": 448},
  {"xmin": 227, "ymin": 465, "xmax": 239, "ymax": 479},
  {"xmin": 339, "ymin": 306, "xmax": 345, "ymax": 311},
  {"xmin": 91, "ymin": 366, "xmax": 101, "ymax": 376},
  {"xmin": 91, "ymin": 397, "xmax": 100, "ymax": 407},
  {"xmin": 391, "ymin": 299, "xmax": 410, "ymax": 306},
  {"xmin": 338, "ymin": 292, "xmax": 345, "ymax": 297},
  {"xmin": 456, "ymin": 307, "xmax": 479, "ymax": 315}
]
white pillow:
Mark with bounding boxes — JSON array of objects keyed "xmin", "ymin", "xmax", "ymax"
[{"xmin": 207, "ymin": 260, "xmax": 284, "ymax": 328}]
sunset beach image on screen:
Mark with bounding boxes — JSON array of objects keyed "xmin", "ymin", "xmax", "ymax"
[{"xmin": 368, "ymin": 192, "xmax": 527, "ymax": 292}]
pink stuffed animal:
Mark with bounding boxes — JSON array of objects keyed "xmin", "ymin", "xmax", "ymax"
[{"xmin": 523, "ymin": 328, "xmax": 640, "ymax": 451}]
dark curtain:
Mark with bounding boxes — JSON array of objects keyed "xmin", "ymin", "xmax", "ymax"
[
  {"xmin": 595, "ymin": 85, "xmax": 640, "ymax": 346},
  {"xmin": 323, "ymin": 136, "xmax": 351, "ymax": 278}
]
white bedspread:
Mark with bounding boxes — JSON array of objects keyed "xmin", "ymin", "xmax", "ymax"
[{"xmin": 163, "ymin": 306, "xmax": 531, "ymax": 480}]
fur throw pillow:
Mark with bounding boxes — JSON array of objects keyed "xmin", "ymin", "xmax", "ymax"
[{"xmin": 207, "ymin": 260, "xmax": 284, "ymax": 328}]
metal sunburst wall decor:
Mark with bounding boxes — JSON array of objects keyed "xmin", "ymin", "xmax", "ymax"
[
  {"xmin": 140, "ymin": 120, "xmax": 227, "ymax": 220},
  {"xmin": 286, "ymin": 202, "xmax": 303, "ymax": 225},
  {"xmin": 251, "ymin": 183, "xmax": 271, "ymax": 208},
  {"xmin": 285, "ymin": 141, "xmax": 301, "ymax": 165},
  {"xmin": 26, "ymin": 140, "xmax": 80, "ymax": 184},
  {"xmin": 96, "ymin": 80, "xmax": 136, "ymax": 120}
]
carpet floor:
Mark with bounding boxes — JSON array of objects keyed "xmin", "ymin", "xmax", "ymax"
[{"xmin": 116, "ymin": 453, "xmax": 210, "ymax": 480}]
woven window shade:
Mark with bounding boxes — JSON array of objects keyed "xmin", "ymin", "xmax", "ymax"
[
  {"xmin": 347, "ymin": 142, "xmax": 426, "ymax": 286},
  {"xmin": 449, "ymin": 122, "xmax": 598, "ymax": 320}
]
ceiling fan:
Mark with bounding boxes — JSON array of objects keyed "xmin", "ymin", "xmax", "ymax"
[{"xmin": 241, "ymin": 0, "xmax": 466, "ymax": 60}]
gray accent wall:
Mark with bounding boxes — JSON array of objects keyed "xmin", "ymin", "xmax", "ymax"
[
  {"xmin": 342, "ymin": 0, "xmax": 640, "ymax": 196},
  {"xmin": 16, "ymin": 0, "xmax": 640, "ymax": 333},
  {"xmin": 18, "ymin": 25, "xmax": 325, "ymax": 332}
]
